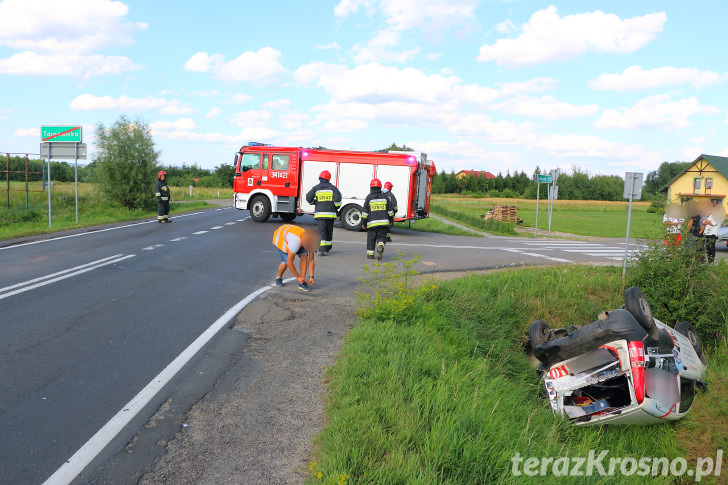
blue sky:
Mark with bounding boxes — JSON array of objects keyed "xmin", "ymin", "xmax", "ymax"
[{"xmin": 1, "ymin": 0, "xmax": 727, "ymax": 176}]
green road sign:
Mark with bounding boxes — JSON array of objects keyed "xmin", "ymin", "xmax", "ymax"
[
  {"xmin": 41, "ymin": 125, "xmax": 82, "ymax": 143},
  {"xmin": 537, "ymin": 174, "xmax": 552, "ymax": 184}
]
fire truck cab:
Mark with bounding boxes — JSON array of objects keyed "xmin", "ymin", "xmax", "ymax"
[{"xmin": 232, "ymin": 143, "xmax": 436, "ymax": 231}]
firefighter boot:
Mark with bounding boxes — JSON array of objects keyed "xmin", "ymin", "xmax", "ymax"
[{"xmin": 376, "ymin": 243, "xmax": 384, "ymax": 261}]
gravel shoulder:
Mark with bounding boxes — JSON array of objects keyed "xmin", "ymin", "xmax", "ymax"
[{"xmin": 139, "ymin": 279, "xmax": 359, "ymax": 484}]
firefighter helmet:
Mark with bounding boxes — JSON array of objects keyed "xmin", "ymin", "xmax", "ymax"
[
  {"xmin": 157, "ymin": 171, "xmax": 166, "ymax": 178},
  {"xmin": 319, "ymin": 170, "xmax": 331, "ymax": 181},
  {"xmin": 370, "ymin": 178, "xmax": 382, "ymax": 188},
  {"xmin": 384, "ymin": 181, "xmax": 393, "ymax": 190}
]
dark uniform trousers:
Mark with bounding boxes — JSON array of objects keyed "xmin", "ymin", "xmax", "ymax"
[
  {"xmin": 367, "ymin": 226, "xmax": 388, "ymax": 255},
  {"xmin": 316, "ymin": 219, "xmax": 335, "ymax": 252},
  {"xmin": 158, "ymin": 200, "xmax": 170, "ymax": 221}
]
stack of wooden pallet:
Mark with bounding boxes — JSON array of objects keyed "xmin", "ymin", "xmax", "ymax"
[{"xmin": 482, "ymin": 204, "xmax": 519, "ymax": 223}]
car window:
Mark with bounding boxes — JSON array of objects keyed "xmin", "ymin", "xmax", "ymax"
[
  {"xmin": 565, "ymin": 347, "xmax": 620, "ymax": 375},
  {"xmin": 679, "ymin": 378, "xmax": 696, "ymax": 413},
  {"xmin": 271, "ymin": 154, "xmax": 289, "ymax": 171},
  {"xmin": 240, "ymin": 153, "xmax": 261, "ymax": 171},
  {"xmin": 262, "ymin": 154, "xmax": 269, "ymax": 170}
]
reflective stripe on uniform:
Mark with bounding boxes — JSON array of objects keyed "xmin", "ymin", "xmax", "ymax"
[
  {"xmin": 272, "ymin": 224, "xmax": 305, "ymax": 253},
  {"xmin": 161, "ymin": 197, "xmax": 169, "ymax": 200},
  {"xmin": 367, "ymin": 220, "xmax": 390, "ymax": 227},
  {"xmin": 314, "ymin": 212, "xmax": 338, "ymax": 219}
]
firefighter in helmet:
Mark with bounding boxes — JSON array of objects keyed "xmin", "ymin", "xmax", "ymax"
[
  {"xmin": 272, "ymin": 224, "xmax": 321, "ymax": 292},
  {"xmin": 305, "ymin": 170, "xmax": 342, "ymax": 256},
  {"xmin": 382, "ymin": 181, "xmax": 398, "ymax": 242},
  {"xmin": 361, "ymin": 178, "xmax": 394, "ymax": 260},
  {"xmin": 155, "ymin": 171, "xmax": 172, "ymax": 223}
]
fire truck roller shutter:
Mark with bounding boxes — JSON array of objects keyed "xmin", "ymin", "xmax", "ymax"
[
  {"xmin": 374, "ymin": 164, "xmax": 411, "ymax": 219},
  {"xmin": 300, "ymin": 160, "xmax": 337, "ymax": 214}
]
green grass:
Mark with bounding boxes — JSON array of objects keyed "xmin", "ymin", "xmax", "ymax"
[
  {"xmin": 430, "ymin": 203, "xmax": 517, "ymax": 236},
  {"xmin": 433, "ymin": 196, "xmax": 663, "ymax": 238},
  {"xmin": 394, "ymin": 217, "xmax": 481, "ymax": 237},
  {"xmin": 311, "ymin": 265, "xmax": 725, "ymax": 484},
  {"xmin": 0, "ymin": 182, "xmax": 214, "ymax": 240}
]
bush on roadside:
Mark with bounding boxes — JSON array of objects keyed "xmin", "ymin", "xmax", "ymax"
[{"xmin": 627, "ymin": 236, "xmax": 728, "ymax": 346}]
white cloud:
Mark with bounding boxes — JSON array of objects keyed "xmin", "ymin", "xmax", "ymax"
[
  {"xmin": 185, "ymin": 47, "xmax": 285, "ymax": 85},
  {"xmin": 183, "ymin": 52, "xmax": 223, "ymax": 72},
  {"xmin": 70, "ymin": 94, "xmax": 195, "ymax": 114},
  {"xmin": 497, "ymin": 77, "xmax": 558, "ymax": 95},
  {"xmin": 495, "ymin": 19, "xmax": 515, "ymax": 33},
  {"xmin": 478, "ymin": 6, "xmax": 666, "ymax": 67},
  {"xmin": 316, "ymin": 41, "xmax": 342, "ymax": 50},
  {"xmin": 0, "ymin": 0, "xmax": 146, "ymax": 54},
  {"xmin": 150, "ymin": 118, "xmax": 197, "ymax": 131},
  {"xmin": 0, "ymin": 51, "xmax": 142, "ymax": 77},
  {"xmin": 205, "ymin": 107, "xmax": 223, "ymax": 119},
  {"xmin": 228, "ymin": 110, "xmax": 273, "ymax": 128},
  {"xmin": 186, "ymin": 90, "xmax": 219, "ymax": 97},
  {"xmin": 263, "ymin": 98, "xmax": 293, "ymax": 109},
  {"xmin": 324, "ymin": 119, "xmax": 368, "ymax": 132},
  {"xmin": 453, "ymin": 84, "xmax": 499, "ymax": 104},
  {"xmin": 225, "ymin": 93, "xmax": 252, "ymax": 104},
  {"xmin": 690, "ymin": 136, "xmax": 707, "ymax": 144},
  {"xmin": 279, "ymin": 113, "xmax": 311, "ymax": 130},
  {"xmin": 490, "ymin": 95, "xmax": 599, "ymax": 119},
  {"xmin": 158, "ymin": 127, "xmax": 279, "ymax": 144},
  {"xmin": 589, "ymin": 65, "xmax": 727, "ymax": 91},
  {"xmin": 594, "ymin": 94, "xmax": 721, "ymax": 131},
  {"xmin": 14, "ymin": 127, "xmax": 40, "ymax": 137},
  {"xmin": 351, "ymin": 29, "xmax": 420, "ymax": 63}
]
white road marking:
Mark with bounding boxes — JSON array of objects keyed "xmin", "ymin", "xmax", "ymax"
[
  {"xmin": 192, "ymin": 231, "xmax": 208, "ymax": 235},
  {"xmin": 502, "ymin": 248, "xmax": 573, "ymax": 263},
  {"xmin": 170, "ymin": 237, "xmax": 188, "ymax": 242},
  {"xmin": 40, "ymin": 277, "xmax": 296, "ymax": 485},
  {"xmin": 0, "ymin": 210, "xmax": 213, "ymax": 252},
  {"xmin": 210, "ymin": 226, "xmax": 224, "ymax": 230},
  {"xmin": 0, "ymin": 255, "xmax": 136, "ymax": 301},
  {"xmin": 0, "ymin": 254, "xmax": 124, "ymax": 293},
  {"xmin": 142, "ymin": 246, "xmax": 155, "ymax": 251},
  {"xmin": 224, "ymin": 222, "xmax": 236, "ymax": 226}
]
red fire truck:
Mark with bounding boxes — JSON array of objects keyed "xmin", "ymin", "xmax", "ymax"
[{"xmin": 232, "ymin": 143, "xmax": 436, "ymax": 231}]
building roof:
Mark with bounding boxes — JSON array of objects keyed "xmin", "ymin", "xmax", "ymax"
[
  {"xmin": 663, "ymin": 154, "xmax": 728, "ymax": 191},
  {"xmin": 456, "ymin": 170, "xmax": 496, "ymax": 179}
]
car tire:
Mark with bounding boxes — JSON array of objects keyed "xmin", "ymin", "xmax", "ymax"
[
  {"xmin": 249, "ymin": 196, "xmax": 271, "ymax": 222},
  {"xmin": 529, "ymin": 320, "xmax": 551, "ymax": 349},
  {"xmin": 279, "ymin": 212, "xmax": 297, "ymax": 222},
  {"xmin": 340, "ymin": 204, "xmax": 364, "ymax": 231},
  {"xmin": 624, "ymin": 287, "xmax": 659, "ymax": 340},
  {"xmin": 675, "ymin": 321, "xmax": 704, "ymax": 357}
]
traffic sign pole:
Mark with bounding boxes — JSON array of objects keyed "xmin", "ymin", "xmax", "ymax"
[
  {"xmin": 47, "ymin": 146, "xmax": 52, "ymax": 228},
  {"xmin": 535, "ymin": 182, "xmax": 540, "ymax": 238},
  {"xmin": 75, "ymin": 142, "xmax": 79, "ymax": 225}
]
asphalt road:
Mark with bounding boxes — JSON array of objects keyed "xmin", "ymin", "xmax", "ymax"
[{"xmin": 1, "ymin": 207, "xmax": 723, "ymax": 484}]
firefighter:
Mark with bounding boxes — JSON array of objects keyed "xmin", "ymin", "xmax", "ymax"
[
  {"xmin": 155, "ymin": 171, "xmax": 172, "ymax": 223},
  {"xmin": 305, "ymin": 170, "xmax": 342, "ymax": 256},
  {"xmin": 382, "ymin": 181, "xmax": 398, "ymax": 242},
  {"xmin": 361, "ymin": 178, "xmax": 394, "ymax": 261},
  {"xmin": 272, "ymin": 224, "xmax": 321, "ymax": 292}
]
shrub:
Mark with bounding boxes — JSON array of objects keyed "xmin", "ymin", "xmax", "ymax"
[{"xmin": 627, "ymin": 236, "xmax": 728, "ymax": 346}]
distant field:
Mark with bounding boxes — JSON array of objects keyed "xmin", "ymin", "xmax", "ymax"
[{"xmin": 433, "ymin": 195, "xmax": 663, "ymax": 238}]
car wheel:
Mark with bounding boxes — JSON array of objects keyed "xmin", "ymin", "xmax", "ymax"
[
  {"xmin": 279, "ymin": 212, "xmax": 297, "ymax": 222},
  {"xmin": 249, "ymin": 196, "xmax": 271, "ymax": 222},
  {"xmin": 675, "ymin": 321, "xmax": 704, "ymax": 357},
  {"xmin": 529, "ymin": 320, "xmax": 551, "ymax": 349},
  {"xmin": 340, "ymin": 204, "xmax": 363, "ymax": 231},
  {"xmin": 624, "ymin": 287, "xmax": 658, "ymax": 340}
]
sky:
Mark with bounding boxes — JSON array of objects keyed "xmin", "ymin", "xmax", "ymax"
[{"xmin": 1, "ymin": 0, "xmax": 727, "ymax": 176}]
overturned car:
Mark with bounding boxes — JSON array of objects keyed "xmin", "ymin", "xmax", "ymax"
[{"xmin": 529, "ymin": 287, "xmax": 708, "ymax": 425}]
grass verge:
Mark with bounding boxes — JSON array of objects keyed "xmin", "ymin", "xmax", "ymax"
[
  {"xmin": 310, "ymin": 264, "xmax": 725, "ymax": 484},
  {"xmin": 394, "ymin": 217, "xmax": 481, "ymax": 237},
  {"xmin": 430, "ymin": 203, "xmax": 517, "ymax": 236}
]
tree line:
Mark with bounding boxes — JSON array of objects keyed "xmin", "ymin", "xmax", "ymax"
[{"xmin": 431, "ymin": 162, "xmax": 689, "ymax": 201}]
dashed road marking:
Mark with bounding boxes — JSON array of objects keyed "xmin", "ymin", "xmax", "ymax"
[
  {"xmin": 192, "ymin": 231, "xmax": 208, "ymax": 235},
  {"xmin": 170, "ymin": 237, "xmax": 188, "ymax": 242},
  {"xmin": 210, "ymin": 226, "xmax": 224, "ymax": 230},
  {"xmin": 224, "ymin": 222, "xmax": 236, "ymax": 226}
]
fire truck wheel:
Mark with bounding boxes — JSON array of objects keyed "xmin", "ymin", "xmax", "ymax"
[
  {"xmin": 340, "ymin": 204, "xmax": 364, "ymax": 231},
  {"xmin": 279, "ymin": 213, "xmax": 297, "ymax": 222},
  {"xmin": 250, "ymin": 196, "xmax": 271, "ymax": 222}
]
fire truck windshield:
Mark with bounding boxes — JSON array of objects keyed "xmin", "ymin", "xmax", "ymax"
[{"xmin": 240, "ymin": 153, "xmax": 261, "ymax": 172}]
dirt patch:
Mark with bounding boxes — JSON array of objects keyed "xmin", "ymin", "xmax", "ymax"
[{"xmin": 139, "ymin": 283, "xmax": 358, "ymax": 485}]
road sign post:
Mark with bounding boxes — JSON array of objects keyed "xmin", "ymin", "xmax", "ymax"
[
  {"xmin": 622, "ymin": 172, "xmax": 644, "ymax": 277},
  {"xmin": 535, "ymin": 174, "xmax": 553, "ymax": 238},
  {"xmin": 40, "ymin": 126, "xmax": 85, "ymax": 227}
]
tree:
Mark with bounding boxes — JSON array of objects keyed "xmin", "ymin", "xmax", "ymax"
[
  {"xmin": 95, "ymin": 116, "xmax": 160, "ymax": 211},
  {"xmin": 383, "ymin": 143, "xmax": 414, "ymax": 152}
]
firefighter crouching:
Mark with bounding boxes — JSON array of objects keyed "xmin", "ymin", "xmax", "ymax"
[
  {"xmin": 155, "ymin": 171, "xmax": 172, "ymax": 223},
  {"xmin": 272, "ymin": 224, "xmax": 321, "ymax": 292},
  {"xmin": 305, "ymin": 170, "xmax": 342, "ymax": 256},
  {"xmin": 361, "ymin": 178, "xmax": 394, "ymax": 260},
  {"xmin": 382, "ymin": 181, "xmax": 398, "ymax": 242}
]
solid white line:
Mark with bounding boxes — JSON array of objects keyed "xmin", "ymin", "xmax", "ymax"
[
  {"xmin": 40, "ymin": 278, "xmax": 294, "ymax": 485},
  {"xmin": 192, "ymin": 231, "xmax": 208, "ymax": 235},
  {"xmin": 0, "ymin": 210, "xmax": 213, "ymax": 252},
  {"xmin": 502, "ymin": 248, "xmax": 572, "ymax": 263},
  {"xmin": 0, "ymin": 255, "xmax": 136, "ymax": 301},
  {"xmin": 0, "ymin": 254, "xmax": 124, "ymax": 293}
]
